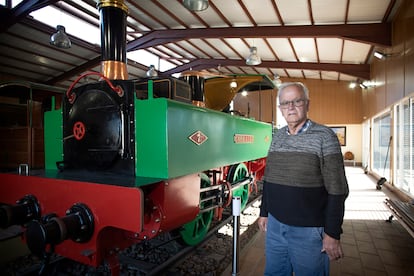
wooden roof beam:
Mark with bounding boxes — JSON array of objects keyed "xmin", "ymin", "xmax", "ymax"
[
  {"xmin": 163, "ymin": 59, "xmax": 371, "ymax": 80},
  {"xmin": 127, "ymin": 23, "xmax": 391, "ymax": 51}
]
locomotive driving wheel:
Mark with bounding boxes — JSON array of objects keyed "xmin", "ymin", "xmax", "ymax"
[
  {"xmin": 179, "ymin": 173, "xmax": 214, "ymax": 246},
  {"xmin": 227, "ymin": 163, "xmax": 250, "ymax": 211}
]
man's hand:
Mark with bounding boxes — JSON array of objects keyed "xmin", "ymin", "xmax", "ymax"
[
  {"xmin": 321, "ymin": 233, "xmax": 344, "ymax": 260},
  {"xmin": 258, "ymin": 217, "xmax": 268, "ymax": 232}
]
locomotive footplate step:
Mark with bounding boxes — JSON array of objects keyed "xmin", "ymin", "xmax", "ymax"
[{"xmin": 52, "ymin": 170, "xmax": 137, "ymax": 187}]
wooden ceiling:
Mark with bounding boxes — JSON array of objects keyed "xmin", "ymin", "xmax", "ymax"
[{"xmin": 0, "ymin": 0, "xmax": 401, "ymax": 88}]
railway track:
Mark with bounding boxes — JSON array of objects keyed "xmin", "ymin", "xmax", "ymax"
[
  {"xmin": 165, "ymin": 196, "xmax": 262, "ymax": 275},
  {"xmin": 0, "ymin": 194, "xmax": 262, "ymax": 276}
]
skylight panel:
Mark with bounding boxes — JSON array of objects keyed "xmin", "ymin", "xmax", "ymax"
[
  {"xmin": 0, "ymin": 0, "xmax": 24, "ymax": 8},
  {"xmin": 30, "ymin": 6, "xmax": 100, "ymax": 45},
  {"xmin": 127, "ymin": 50, "xmax": 177, "ymax": 72},
  {"xmin": 29, "ymin": 3, "xmax": 177, "ymax": 72}
]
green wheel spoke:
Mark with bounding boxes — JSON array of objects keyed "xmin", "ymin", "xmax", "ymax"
[
  {"xmin": 228, "ymin": 163, "xmax": 250, "ymax": 211},
  {"xmin": 180, "ymin": 173, "xmax": 214, "ymax": 246}
]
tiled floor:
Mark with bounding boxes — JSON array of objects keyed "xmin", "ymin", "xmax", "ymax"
[{"xmin": 222, "ymin": 167, "xmax": 414, "ymax": 276}]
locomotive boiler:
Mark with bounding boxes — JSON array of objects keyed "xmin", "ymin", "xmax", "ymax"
[{"xmin": 0, "ymin": 0, "xmax": 274, "ymax": 272}]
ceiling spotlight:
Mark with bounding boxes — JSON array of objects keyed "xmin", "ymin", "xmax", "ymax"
[
  {"xmin": 146, "ymin": 65, "xmax": 158, "ymax": 78},
  {"xmin": 273, "ymin": 74, "xmax": 282, "ymax": 88},
  {"xmin": 182, "ymin": 0, "xmax": 209, "ymax": 11},
  {"xmin": 230, "ymin": 80, "xmax": 237, "ymax": 88},
  {"xmin": 246, "ymin": 46, "xmax": 262, "ymax": 66},
  {"xmin": 50, "ymin": 25, "xmax": 71, "ymax": 49}
]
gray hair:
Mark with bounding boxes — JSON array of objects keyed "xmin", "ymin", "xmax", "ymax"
[{"xmin": 278, "ymin": 82, "xmax": 309, "ymax": 100}]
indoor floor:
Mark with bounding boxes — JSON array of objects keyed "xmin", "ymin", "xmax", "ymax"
[{"xmin": 222, "ymin": 166, "xmax": 414, "ymax": 276}]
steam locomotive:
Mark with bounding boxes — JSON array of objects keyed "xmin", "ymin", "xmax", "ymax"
[{"xmin": 0, "ymin": 0, "xmax": 273, "ymax": 272}]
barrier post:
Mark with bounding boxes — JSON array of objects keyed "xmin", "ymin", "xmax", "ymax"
[{"xmin": 232, "ymin": 196, "xmax": 241, "ymax": 276}]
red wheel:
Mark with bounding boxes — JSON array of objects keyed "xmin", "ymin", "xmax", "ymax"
[
  {"xmin": 223, "ymin": 180, "xmax": 233, "ymax": 208},
  {"xmin": 73, "ymin": 121, "xmax": 86, "ymax": 140}
]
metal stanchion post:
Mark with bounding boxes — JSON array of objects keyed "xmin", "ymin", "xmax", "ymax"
[
  {"xmin": 232, "ymin": 196, "xmax": 241, "ymax": 276},
  {"xmin": 18, "ymin": 164, "xmax": 29, "ymax": 176}
]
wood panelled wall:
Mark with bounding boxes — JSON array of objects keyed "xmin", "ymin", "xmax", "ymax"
[
  {"xmin": 363, "ymin": 0, "xmax": 414, "ymax": 118},
  {"xmin": 233, "ymin": 78, "xmax": 363, "ymax": 125},
  {"xmin": 235, "ymin": 1, "xmax": 414, "ymax": 126}
]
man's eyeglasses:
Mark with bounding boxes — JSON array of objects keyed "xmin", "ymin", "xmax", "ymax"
[{"xmin": 279, "ymin": 99, "xmax": 307, "ymax": 109}]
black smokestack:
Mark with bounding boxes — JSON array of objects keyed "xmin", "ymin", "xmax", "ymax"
[{"xmin": 97, "ymin": 0, "xmax": 128, "ymax": 80}]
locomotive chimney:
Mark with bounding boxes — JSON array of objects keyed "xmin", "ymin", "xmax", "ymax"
[{"xmin": 97, "ymin": 0, "xmax": 128, "ymax": 80}]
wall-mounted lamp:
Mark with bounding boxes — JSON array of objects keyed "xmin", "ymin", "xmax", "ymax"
[
  {"xmin": 241, "ymin": 91, "xmax": 248, "ymax": 96},
  {"xmin": 230, "ymin": 80, "xmax": 237, "ymax": 89},
  {"xmin": 350, "ymin": 80, "xmax": 377, "ymax": 89},
  {"xmin": 246, "ymin": 46, "xmax": 262, "ymax": 66},
  {"xmin": 349, "ymin": 82, "xmax": 357, "ymax": 89},
  {"xmin": 50, "ymin": 25, "xmax": 71, "ymax": 49},
  {"xmin": 359, "ymin": 83, "xmax": 367, "ymax": 89},
  {"xmin": 362, "ymin": 80, "xmax": 377, "ymax": 87},
  {"xmin": 146, "ymin": 65, "xmax": 158, "ymax": 78},
  {"xmin": 374, "ymin": 51, "xmax": 390, "ymax": 60},
  {"xmin": 182, "ymin": 0, "xmax": 209, "ymax": 11}
]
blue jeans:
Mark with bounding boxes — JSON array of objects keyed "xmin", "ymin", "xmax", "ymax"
[{"xmin": 264, "ymin": 214, "xmax": 330, "ymax": 276}]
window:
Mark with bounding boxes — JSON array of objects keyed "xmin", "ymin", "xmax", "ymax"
[
  {"xmin": 362, "ymin": 119, "xmax": 370, "ymax": 170},
  {"xmin": 370, "ymin": 95, "xmax": 414, "ymax": 198},
  {"xmin": 394, "ymin": 98, "xmax": 414, "ymax": 196},
  {"xmin": 372, "ymin": 112, "xmax": 391, "ymax": 181}
]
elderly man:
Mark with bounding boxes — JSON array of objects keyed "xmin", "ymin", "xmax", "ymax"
[{"xmin": 258, "ymin": 82, "xmax": 349, "ymax": 276}]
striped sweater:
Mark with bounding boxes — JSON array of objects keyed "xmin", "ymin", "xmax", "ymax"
[{"xmin": 260, "ymin": 120, "xmax": 349, "ymax": 239}]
